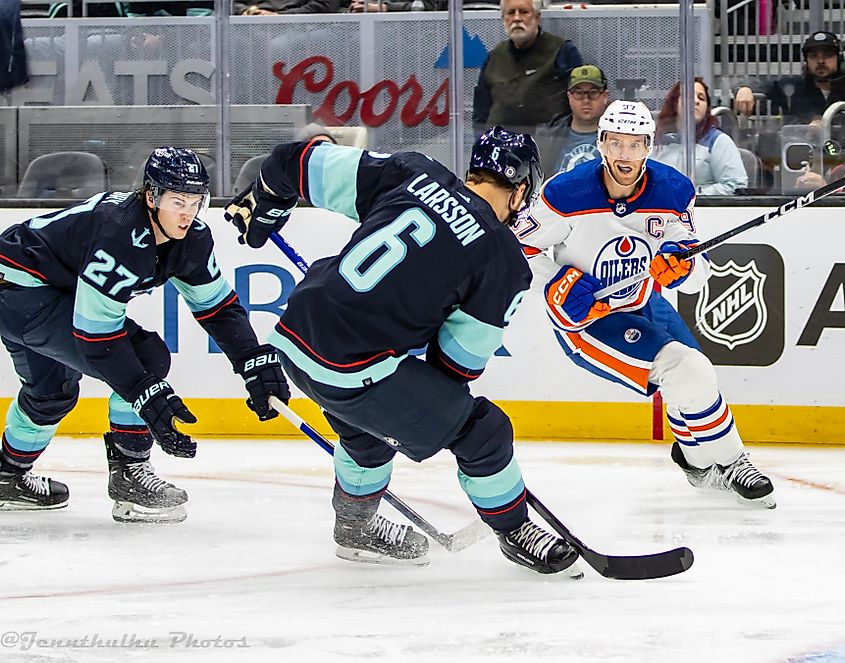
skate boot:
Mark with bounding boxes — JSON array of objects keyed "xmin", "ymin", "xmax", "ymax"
[
  {"xmin": 0, "ymin": 470, "xmax": 69, "ymax": 510},
  {"xmin": 496, "ymin": 519, "xmax": 583, "ymax": 577},
  {"xmin": 716, "ymin": 453, "xmax": 776, "ymax": 509},
  {"xmin": 671, "ymin": 442, "xmax": 715, "ymax": 488},
  {"xmin": 105, "ymin": 433, "xmax": 188, "ymax": 524},
  {"xmin": 334, "ymin": 513, "xmax": 430, "ymax": 566}
]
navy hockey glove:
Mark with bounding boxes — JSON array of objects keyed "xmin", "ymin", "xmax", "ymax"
[
  {"xmin": 224, "ymin": 181, "xmax": 297, "ymax": 249},
  {"xmin": 649, "ymin": 240, "xmax": 698, "ymax": 289},
  {"xmin": 235, "ymin": 344, "xmax": 290, "ymax": 421},
  {"xmin": 545, "ymin": 265, "xmax": 611, "ymax": 325},
  {"xmin": 130, "ymin": 376, "xmax": 197, "ymax": 458}
]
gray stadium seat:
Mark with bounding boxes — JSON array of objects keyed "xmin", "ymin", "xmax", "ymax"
[
  {"xmin": 233, "ymin": 154, "xmax": 270, "ymax": 193},
  {"xmin": 738, "ymin": 147, "xmax": 762, "ymax": 192},
  {"xmin": 16, "ymin": 151, "xmax": 107, "ymax": 199}
]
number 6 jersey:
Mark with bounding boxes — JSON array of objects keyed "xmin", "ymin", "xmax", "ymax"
[{"xmin": 258, "ymin": 141, "xmax": 532, "ymax": 388}]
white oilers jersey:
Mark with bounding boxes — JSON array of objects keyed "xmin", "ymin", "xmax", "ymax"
[{"xmin": 514, "ymin": 159, "xmax": 709, "ymax": 331}]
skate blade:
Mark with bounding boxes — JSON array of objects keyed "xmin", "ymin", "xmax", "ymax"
[
  {"xmin": 736, "ymin": 493, "xmax": 777, "ymax": 510},
  {"xmin": 0, "ymin": 500, "xmax": 68, "ymax": 511},
  {"xmin": 112, "ymin": 501, "xmax": 187, "ymax": 524},
  {"xmin": 335, "ymin": 545, "xmax": 430, "ymax": 567}
]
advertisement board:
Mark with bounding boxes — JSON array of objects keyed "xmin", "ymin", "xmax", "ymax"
[{"xmin": 0, "ymin": 204, "xmax": 842, "ymax": 443}]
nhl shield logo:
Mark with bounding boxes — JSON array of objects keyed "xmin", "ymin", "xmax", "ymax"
[{"xmin": 694, "ymin": 260, "xmax": 767, "ymax": 350}]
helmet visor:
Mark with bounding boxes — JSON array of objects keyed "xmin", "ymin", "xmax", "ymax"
[
  {"xmin": 600, "ymin": 134, "xmax": 652, "ymax": 161},
  {"xmin": 155, "ymin": 190, "xmax": 210, "ymax": 218}
]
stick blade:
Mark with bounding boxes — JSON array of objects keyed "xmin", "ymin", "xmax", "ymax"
[
  {"xmin": 445, "ymin": 519, "xmax": 490, "ymax": 552},
  {"xmin": 581, "ymin": 546, "xmax": 694, "ymax": 580}
]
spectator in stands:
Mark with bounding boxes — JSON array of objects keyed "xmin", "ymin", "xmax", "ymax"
[
  {"xmin": 472, "ymin": 0, "xmax": 582, "ymax": 136},
  {"xmin": 652, "ymin": 77, "xmax": 748, "ymax": 196},
  {"xmin": 0, "ymin": 0, "xmax": 28, "ymax": 94},
  {"xmin": 734, "ymin": 31, "xmax": 845, "ymax": 123},
  {"xmin": 234, "ymin": 0, "xmax": 340, "ymax": 14},
  {"xmin": 347, "ymin": 0, "xmax": 443, "ymax": 10},
  {"xmin": 125, "ymin": 3, "xmax": 213, "ymax": 15},
  {"xmin": 534, "ymin": 65, "xmax": 609, "ymax": 176}
]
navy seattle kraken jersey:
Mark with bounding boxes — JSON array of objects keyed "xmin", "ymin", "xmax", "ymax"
[
  {"xmin": 261, "ymin": 141, "xmax": 532, "ymax": 388},
  {"xmin": 0, "ymin": 191, "xmax": 257, "ymax": 398}
]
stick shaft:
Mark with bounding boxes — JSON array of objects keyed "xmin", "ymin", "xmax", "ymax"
[{"xmin": 593, "ymin": 175, "xmax": 845, "ymax": 300}]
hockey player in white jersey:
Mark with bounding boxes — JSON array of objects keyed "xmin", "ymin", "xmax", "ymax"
[{"xmin": 515, "ymin": 100, "xmax": 775, "ymax": 508}]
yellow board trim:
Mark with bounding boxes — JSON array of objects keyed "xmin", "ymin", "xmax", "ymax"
[{"xmin": 2, "ymin": 398, "xmax": 843, "ymax": 445}]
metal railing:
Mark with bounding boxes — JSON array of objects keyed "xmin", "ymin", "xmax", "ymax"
[{"xmin": 714, "ymin": 0, "xmax": 845, "ymax": 107}]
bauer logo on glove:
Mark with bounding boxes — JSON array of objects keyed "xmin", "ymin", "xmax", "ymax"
[{"xmin": 223, "ymin": 174, "xmax": 297, "ymax": 249}]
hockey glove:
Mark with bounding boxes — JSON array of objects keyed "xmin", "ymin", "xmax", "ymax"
[
  {"xmin": 130, "ymin": 376, "xmax": 197, "ymax": 458},
  {"xmin": 235, "ymin": 344, "xmax": 290, "ymax": 421},
  {"xmin": 224, "ymin": 181, "xmax": 297, "ymax": 249},
  {"xmin": 649, "ymin": 240, "xmax": 697, "ymax": 289},
  {"xmin": 545, "ymin": 265, "xmax": 611, "ymax": 325}
]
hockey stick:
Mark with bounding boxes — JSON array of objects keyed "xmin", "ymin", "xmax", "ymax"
[
  {"xmin": 268, "ymin": 396, "xmax": 488, "ymax": 552},
  {"xmin": 594, "ymin": 174, "xmax": 845, "ymax": 300},
  {"xmin": 527, "ymin": 490, "xmax": 694, "ymax": 579}
]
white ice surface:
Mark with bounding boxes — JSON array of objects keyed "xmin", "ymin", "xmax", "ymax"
[{"xmin": 1, "ymin": 438, "xmax": 844, "ymax": 663}]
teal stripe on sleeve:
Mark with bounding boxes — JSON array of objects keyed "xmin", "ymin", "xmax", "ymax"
[
  {"xmin": 307, "ymin": 144, "xmax": 364, "ymax": 221},
  {"xmin": 73, "ymin": 279, "xmax": 126, "ymax": 333},
  {"xmin": 334, "ymin": 442, "xmax": 393, "ymax": 496},
  {"xmin": 458, "ymin": 456, "xmax": 525, "ymax": 509},
  {"xmin": 4, "ymin": 398, "xmax": 57, "ymax": 452},
  {"xmin": 437, "ymin": 308, "xmax": 503, "ymax": 370},
  {"xmin": 170, "ymin": 275, "xmax": 231, "ymax": 313}
]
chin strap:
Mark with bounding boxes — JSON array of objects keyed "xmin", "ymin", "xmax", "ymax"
[
  {"xmin": 601, "ymin": 155, "xmax": 647, "ymax": 190},
  {"xmin": 504, "ymin": 186, "xmax": 524, "ymax": 226},
  {"xmin": 149, "ymin": 206, "xmax": 175, "ymax": 241}
]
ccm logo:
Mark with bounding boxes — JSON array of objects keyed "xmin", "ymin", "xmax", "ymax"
[
  {"xmin": 132, "ymin": 380, "xmax": 170, "ymax": 413},
  {"xmin": 244, "ymin": 353, "xmax": 279, "ymax": 372},
  {"xmin": 551, "ymin": 268, "xmax": 583, "ymax": 305}
]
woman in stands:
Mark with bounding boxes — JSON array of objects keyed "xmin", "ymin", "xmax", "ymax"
[{"xmin": 652, "ymin": 77, "xmax": 749, "ymax": 196}]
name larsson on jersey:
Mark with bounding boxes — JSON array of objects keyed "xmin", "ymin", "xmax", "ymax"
[{"xmin": 407, "ymin": 174, "xmax": 485, "ymax": 246}]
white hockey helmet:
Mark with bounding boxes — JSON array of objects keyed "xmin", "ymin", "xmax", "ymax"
[
  {"xmin": 598, "ymin": 100, "xmax": 656, "ymax": 139},
  {"xmin": 598, "ymin": 100, "xmax": 656, "ymax": 155}
]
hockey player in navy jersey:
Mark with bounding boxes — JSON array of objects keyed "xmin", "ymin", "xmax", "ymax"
[
  {"xmin": 224, "ymin": 128, "xmax": 583, "ymax": 575},
  {"xmin": 0, "ymin": 147, "xmax": 288, "ymax": 522},
  {"xmin": 516, "ymin": 101, "xmax": 775, "ymax": 508}
]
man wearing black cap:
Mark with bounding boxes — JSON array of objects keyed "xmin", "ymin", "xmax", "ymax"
[{"xmin": 735, "ymin": 30, "xmax": 845, "ymax": 122}]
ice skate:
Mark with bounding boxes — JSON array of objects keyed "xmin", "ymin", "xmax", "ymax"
[
  {"xmin": 0, "ymin": 470, "xmax": 69, "ymax": 510},
  {"xmin": 334, "ymin": 513, "xmax": 430, "ymax": 566},
  {"xmin": 716, "ymin": 453, "xmax": 776, "ymax": 509},
  {"xmin": 671, "ymin": 441, "xmax": 716, "ymax": 488},
  {"xmin": 106, "ymin": 434, "xmax": 187, "ymax": 524},
  {"xmin": 497, "ymin": 520, "xmax": 583, "ymax": 578}
]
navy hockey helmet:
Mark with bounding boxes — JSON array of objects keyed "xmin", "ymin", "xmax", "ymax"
[
  {"xmin": 469, "ymin": 126, "xmax": 544, "ymax": 207},
  {"xmin": 143, "ymin": 146, "xmax": 210, "ymax": 198}
]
